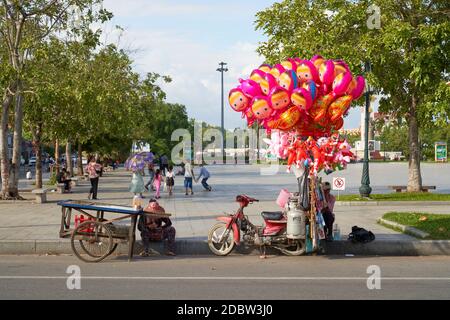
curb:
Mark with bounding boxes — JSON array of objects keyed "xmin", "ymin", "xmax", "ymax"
[
  {"xmin": 378, "ymin": 218, "xmax": 430, "ymax": 239},
  {"xmin": 336, "ymin": 201, "xmax": 450, "ymax": 206},
  {"xmin": 1, "ymin": 239, "xmax": 450, "ymax": 256}
]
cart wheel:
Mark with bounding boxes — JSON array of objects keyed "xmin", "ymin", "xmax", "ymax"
[{"xmin": 71, "ymin": 221, "xmax": 113, "ymax": 263}]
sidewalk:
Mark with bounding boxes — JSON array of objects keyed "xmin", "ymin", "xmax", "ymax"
[{"xmin": 0, "ymin": 166, "xmax": 449, "ymax": 256}]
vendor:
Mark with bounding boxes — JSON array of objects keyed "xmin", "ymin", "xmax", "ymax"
[
  {"xmin": 138, "ymin": 199, "xmax": 176, "ymax": 256},
  {"xmin": 321, "ymin": 182, "xmax": 336, "ymax": 241}
]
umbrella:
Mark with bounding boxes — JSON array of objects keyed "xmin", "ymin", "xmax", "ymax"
[{"xmin": 125, "ymin": 152, "xmax": 154, "ymax": 172}]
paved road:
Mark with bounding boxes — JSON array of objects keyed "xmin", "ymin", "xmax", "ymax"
[
  {"xmin": 0, "ymin": 255, "xmax": 449, "ymax": 300},
  {"xmin": 1, "ymin": 165, "xmax": 449, "ymax": 242}
]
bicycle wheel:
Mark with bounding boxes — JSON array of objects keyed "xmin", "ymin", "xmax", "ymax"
[{"xmin": 71, "ymin": 220, "xmax": 113, "ymax": 263}]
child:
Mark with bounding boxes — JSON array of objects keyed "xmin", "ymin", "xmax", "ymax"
[
  {"xmin": 196, "ymin": 164, "xmax": 212, "ymax": 191},
  {"xmin": 153, "ymin": 169, "xmax": 162, "ymax": 199},
  {"xmin": 166, "ymin": 165, "xmax": 175, "ymax": 196}
]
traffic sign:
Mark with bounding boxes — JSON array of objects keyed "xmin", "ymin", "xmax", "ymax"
[{"xmin": 333, "ymin": 177, "xmax": 346, "ymax": 191}]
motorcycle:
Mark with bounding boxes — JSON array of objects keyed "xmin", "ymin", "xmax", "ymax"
[{"xmin": 208, "ymin": 194, "xmax": 306, "ymax": 256}]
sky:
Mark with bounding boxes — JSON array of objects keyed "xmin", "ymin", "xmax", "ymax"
[{"xmin": 101, "ymin": 0, "xmax": 364, "ymax": 130}]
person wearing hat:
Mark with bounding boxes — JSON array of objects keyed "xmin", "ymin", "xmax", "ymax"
[
  {"xmin": 321, "ymin": 181, "xmax": 336, "ymax": 241},
  {"xmin": 138, "ymin": 199, "xmax": 176, "ymax": 256}
]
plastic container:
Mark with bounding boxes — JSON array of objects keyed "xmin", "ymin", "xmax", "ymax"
[
  {"xmin": 333, "ymin": 224, "xmax": 341, "ymax": 240},
  {"xmin": 276, "ymin": 189, "xmax": 291, "ymax": 208}
]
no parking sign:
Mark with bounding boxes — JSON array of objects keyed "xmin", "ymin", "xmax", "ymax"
[{"xmin": 333, "ymin": 177, "xmax": 346, "ymax": 191}]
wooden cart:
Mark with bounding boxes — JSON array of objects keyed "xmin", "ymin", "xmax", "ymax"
[{"xmin": 58, "ymin": 200, "xmax": 170, "ymax": 262}]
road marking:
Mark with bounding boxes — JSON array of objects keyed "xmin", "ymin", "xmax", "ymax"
[{"xmin": 0, "ymin": 276, "xmax": 449, "ymax": 281}]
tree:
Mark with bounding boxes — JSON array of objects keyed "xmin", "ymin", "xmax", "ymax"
[
  {"xmin": 255, "ymin": 0, "xmax": 450, "ymax": 191},
  {"xmin": 0, "ymin": 0, "xmax": 111, "ymax": 199}
]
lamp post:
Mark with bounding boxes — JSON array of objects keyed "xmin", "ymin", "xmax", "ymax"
[
  {"xmin": 359, "ymin": 61, "xmax": 372, "ymax": 197},
  {"xmin": 217, "ymin": 62, "xmax": 228, "ymax": 163}
]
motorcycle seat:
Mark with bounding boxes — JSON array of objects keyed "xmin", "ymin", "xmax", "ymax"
[{"xmin": 261, "ymin": 211, "xmax": 284, "ymax": 220}]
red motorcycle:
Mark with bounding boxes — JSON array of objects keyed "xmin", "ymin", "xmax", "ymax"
[{"xmin": 208, "ymin": 194, "xmax": 306, "ymax": 256}]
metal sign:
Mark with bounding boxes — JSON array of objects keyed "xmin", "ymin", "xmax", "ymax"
[
  {"xmin": 333, "ymin": 177, "xmax": 346, "ymax": 191},
  {"xmin": 435, "ymin": 142, "xmax": 447, "ymax": 162}
]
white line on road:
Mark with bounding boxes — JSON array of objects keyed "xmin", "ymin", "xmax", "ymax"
[{"xmin": 0, "ymin": 276, "xmax": 449, "ymax": 281}]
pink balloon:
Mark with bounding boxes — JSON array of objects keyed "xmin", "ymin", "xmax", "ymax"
[
  {"xmin": 318, "ymin": 60, "xmax": 335, "ymax": 85},
  {"xmin": 278, "ymin": 70, "xmax": 299, "ymax": 92},
  {"xmin": 332, "ymin": 72, "xmax": 353, "ymax": 97},
  {"xmin": 251, "ymin": 96, "xmax": 273, "ymax": 120},
  {"xmin": 291, "ymin": 87, "xmax": 313, "ymax": 111},
  {"xmin": 239, "ymin": 78, "xmax": 262, "ymax": 98},
  {"xmin": 350, "ymin": 76, "xmax": 365, "ymax": 99},
  {"xmin": 296, "ymin": 59, "xmax": 320, "ymax": 83},
  {"xmin": 260, "ymin": 73, "xmax": 278, "ymax": 95},
  {"xmin": 228, "ymin": 87, "xmax": 250, "ymax": 112},
  {"xmin": 249, "ymin": 69, "xmax": 266, "ymax": 84},
  {"xmin": 269, "ymin": 86, "xmax": 291, "ymax": 111}
]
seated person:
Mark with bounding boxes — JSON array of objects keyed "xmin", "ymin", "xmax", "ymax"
[
  {"xmin": 175, "ymin": 164, "xmax": 185, "ymax": 176},
  {"xmin": 138, "ymin": 199, "xmax": 176, "ymax": 256},
  {"xmin": 320, "ymin": 182, "xmax": 336, "ymax": 241},
  {"xmin": 56, "ymin": 168, "xmax": 72, "ymax": 193}
]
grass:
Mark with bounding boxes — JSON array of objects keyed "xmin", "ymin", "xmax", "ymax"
[
  {"xmin": 381, "ymin": 212, "xmax": 450, "ymax": 240},
  {"xmin": 337, "ymin": 192, "xmax": 450, "ymax": 201}
]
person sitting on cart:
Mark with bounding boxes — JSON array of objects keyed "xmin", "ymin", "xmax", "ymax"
[
  {"xmin": 138, "ymin": 199, "xmax": 176, "ymax": 257},
  {"xmin": 321, "ymin": 182, "xmax": 336, "ymax": 241}
]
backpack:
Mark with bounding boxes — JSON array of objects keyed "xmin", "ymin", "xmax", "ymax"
[{"xmin": 348, "ymin": 226, "xmax": 375, "ymax": 243}]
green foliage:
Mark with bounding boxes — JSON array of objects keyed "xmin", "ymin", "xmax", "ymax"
[
  {"xmin": 382, "ymin": 212, "xmax": 450, "ymax": 240},
  {"xmin": 338, "ymin": 192, "xmax": 450, "ymax": 201}
]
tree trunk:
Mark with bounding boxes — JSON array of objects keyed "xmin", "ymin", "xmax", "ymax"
[
  {"xmin": 31, "ymin": 124, "xmax": 43, "ymax": 189},
  {"xmin": 55, "ymin": 139, "xmax": 60, "ymax": 173},
  {"xmin": 66, "ymin": 141, "xmax": 73, "ymax": 177},
  {"xmin": 407, "ymin": 94, "xmax": 422, "ymax": 192},
  {"xmin": 0, "ymin": 87, "xmax": 15, "ymax": 199},
  {"xmin": 77, "ymin": 143, "xmax": 83, "ymax": 176},
  {"xmin": 8, "ymin": 83, "xmax": 24, "ymax": 199}
]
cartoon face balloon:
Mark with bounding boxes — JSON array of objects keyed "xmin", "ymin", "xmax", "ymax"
[
  {"xmin": 258, "ymin": 64, "xmax": 272, "ymax": 73},
  {"xmin": 250, "ymin": 69, "xmax": 266, "ymax": 84},
  {"xmin": 260, "ymin": 73, "xmax": 278, "ymax": 95},
  {"xmin": 278, "ymin": 70, "xmax": 298, "ymax": 92},
  {"xmin": 291, "ymin": 87, "xmax": 313, "ymax": 111},
  {"xmin": 332, "ymin": 72, "xmax": 353, "ymax": 97},
  {"xmin": 268, "ymin": 64, "xmax": 286, "ymax": 80},
  {"xmin": 251, "ymin": 96, "xmax": 273, "ymax": 120},
  {"xmin": 296, "ymin": 60, "xmax": 320, "ymax": 83},
  {"xmin": 333, "ymin": 60, "xmax": 350, "ymax": 77},
  {"xmin": 346, "ymin": 75, "xmax": 365, "ymax": 99},
  {"xmin": 301, "ymin": 80, "xmax": 317, "ymax": 101},
  {"xmin": 269, "ymin": 86, "xmax": 290, "ymax": 110},
  {"xmin": 311, "ymin": 55, "xmax": 325, "ymax": 69},
  {"xmin": 318, "ymin": 60, "xmax": 335, "ymax": 85},
  {"xmin": 239, "ymin": 78, "xmax": 262, "ymax": 98},
  {"xmin": 228, "ymin": 88, "xmax": 249, "ymax": 112},
  {"xmin": 280, "ymin": 58, "xmax": 298, "ymax": 71}
]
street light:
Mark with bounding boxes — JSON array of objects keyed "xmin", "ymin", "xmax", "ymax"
[
  {"xmin": 217, "ymin": 62, "xmax": 228, "ymax": 163},
  {"xmin": 359, "ymin": 61, "xmax": 373, "ymax": 198}
]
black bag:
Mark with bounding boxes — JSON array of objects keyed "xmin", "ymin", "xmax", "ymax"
[
  {"xmin": 348, "ymin": 226, "xmax": 375, "ymax": 243},
  {"xmin": 298, "ymin": 166, "xmax": 310, "ymax": 211}
]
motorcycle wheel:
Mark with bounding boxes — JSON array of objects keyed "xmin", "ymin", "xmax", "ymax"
[
  {"xmin": 279, "ymin": 239, "xmax": 306, "ymax": 256},
  {"xmin": 208, "ymin": 223, "xmax": 235, "ymax": 256}
]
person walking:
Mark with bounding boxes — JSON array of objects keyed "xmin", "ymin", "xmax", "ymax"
[
  {"xmin": 85, "ymin": 156, "xmax": 102, "ymax": 200},
  {"xmin": 196, "ymin": 164, "xmax": 212, "ymax": 191},
  {"xmin": 144, "ymin": 162, "xmax": 155, "ymax": 191},
  {"xmin": 129, "ymin": 168, "xmax": 145, "ymax": 197},
  {"xmin": 166, "ymin": 165, "xmax": 175, "ymax": 196},
  {"xmin": 153, "ymin": 169, "xmax": 162, "ymax": 199},
  {"xmin": 160, "ymin": 154, "xmax": 169, "ymax": 175},
  {"xmin": 183, "ymin": 160, "xmax": 194, "ymax": 196}
]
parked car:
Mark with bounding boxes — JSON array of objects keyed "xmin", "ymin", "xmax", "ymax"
[{"xmin": 29, "ymin": 156, "xmax": 36, "ymax": 166}]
